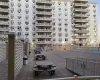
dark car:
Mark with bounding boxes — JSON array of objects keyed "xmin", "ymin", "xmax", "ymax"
[{"xmin": 34, "ymin": 54, "xmax": 46, "ymax": 60}]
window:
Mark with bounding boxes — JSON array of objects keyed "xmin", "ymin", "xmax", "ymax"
[
  {"xmin": 25, "ymin": 9, "xmax": 29, "ymax": 14},
  {"xmin": 58, "ymin": 23, "xmax": 61, "ymax": 26},
  {"xmin": 52, "ymin": 22, "xmax": 55, "ymax": 26},
  {"xmin": 65, "ymin": 3, "xmax": 67, "ymax": 6},
  {"xmin": 58, "ymin": 13, "xmax": 61, "ymax": 16},
  {"xmin": 65, "ymin": 23, "xmax": 68, "ymax": 26},
  {"xmin": 25, "ymin": 0, "xmax": 29, "ymax": 2},
  {"xmin": 59, "ymin": 38, "xmax": 62, "ymax": 41},
  {"xmin": 17, "ymin": 32, "xmax": 21, "ymax": 36},
  {"xmin": 11, "ymin": 2, "xmax": 14, "ymax": 7},
  {"xmin": 58, "ymin": 18, "xmax": 61, "ymax": 21},
  {"xmin": 53, "ymin": 27, "xmax": 55, "ymax": 31},
  {"xmin": 11, "ymin": 20, "xmax": 14, "ymax": 25},
  {"xmin": 32, "ymin": 27, "xmax": 35, "ymax": 31},
  {"xmin": 58, "ymin": 8, "xmax": 61, "ymax": 11},
  {"xmin": 65, "ymin": 8, "xmax": 67, "ymax": 11},
  {"xmin": 65, "ymin": 33, "xmax": 68, "ymax": 37},
  {"xmin": 25, "ymin": 27, "xmax": 29, "ymax": 31},
  {"xmin": 93, "ymin": 5, "xmax": 96, "ymax": 8},
  {"xmin": 32, "ymin": 0, "xmax": 35, "ymax": 3},
  {"xmin": 65, "ymin": 28, "xmax": 67, "ymax": 32},
  {"xmin": 18, "ymin": 8, "xmax": 21, "ymax": 13},
  {"xmin": 25, "ymin": 3, "xmax": 29, "ymax": 8},
  {"xmin": 25, "ymin": 21, "xmax": 29, "ymax": 25},
  {"xmin": 11, "ymin": 14, "xmax": 14, "ymax": 19},
  {"xmin": 53, "ymin": 33, "xmax": 56, "ymax": 36},
  {"xmin": 17, "ymin": 16, "xmax": 21, "ymax": 19},
  {"xmin": 65, "ymin": 38, "xmax": 68, "ymax": 41},
  {"xmin": 58, "ymin": 28, "xmax": 62, "ymax": 31},
  {"xmin": 65, "ymin": 13, "xmax": 67, "ymax": 16},
  {"xmin": 17, "ymin": 26, "xmax": 21, "ymax": 31},
  {"xmin": 25, "ymin": 15, "xmax": 29, "ymax": 20},
  {"xmin": 11, "ymin": 8, "xmax": 14, "ymax": 13},
  {"xmin": 18, "ymin": 22, "xmax": 21, "ymax": 25},
  {"xmin": 58, "ymin": 33, "xmax": 62, "ymax": 37},
  {"xmin": 58, "ymin": 2, "xmax": 61, "ymax": 5},
  {"xmin": 53, "ymin": 38, "xmax": 56, "ymax": 41},
  {"xmin": 65, "ymin": 19, "xmax": 67, "ymax": 21},
  {"xmin": 18, "ymin": 3, "xmax": 21, "ymax": 7}
]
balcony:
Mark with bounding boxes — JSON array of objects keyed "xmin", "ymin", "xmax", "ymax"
[
  {"xmin": 74, "ymin": 19, "xmax": 89, "ymax": 23},
  {"xmin": 74, "ymin": 3, "xmax": 88, "ymax": 7},
  {"xmin": 36, "ymin": 6, "xmax": 52, "ymax": 10},
  {"xmin": 0, "ymin": 21, "xmax": 9, "ymax": 25},
  {"xmin": 74, "ymin": 24, "xmax": 89, "ymax": 28},
  {"xmin": 74, "ymin": 14, "xmax": 88, "ymax": 18},
  {"xmin": 36, "ymin": 17, "xmax": 52, "ymax": 21},
  {"xmin": 36, "ymin": 0, "xmax": 52, "ymax": 4},
  {"xmin": 36, "ymin": 11, "xmax": 52, "ymax": 16},
  {"xmin": 72, "ymin": 35, "xmax": 89, "ymax": 39},
  {"xmin": 0, "ymin": 2, "xmax": 9, "ymax": 7},
  {"xmin": 36, "ymin": 35, "xmax": 52, "ymax": 38},
  {"xmin": 73, "ymin": 30, "xmax": 89, "ymax": 34},
  {"xmin": 0, "ymin": 15, "xmax": 9, "ymax": 19},
  {"xmin": 36, "ymin": 23, "xmax": 52, "ymax": 27},
  {"xmin": 36, "ymin": 41, "xmax": 52, "ymax": 44},
  {"xmin": 36, "ymin": 29, "xmax": 52, "ymax": 32},
  {"xmin": 0, "ymin": 28, "xmax": 8, "ymax": 31},
  {"xmin": 74, "ymin": 8, "xmax": 88, "ymax": 13},
  {"xmin": 0, "ymin": 8, "xmax": 9, "ymax": 13}
]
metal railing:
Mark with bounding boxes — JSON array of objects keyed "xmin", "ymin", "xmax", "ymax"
[
  {"xmin": 42, "ymin": 76, "xmax": 100, "ymax": 80},
  {"xmin": 66, "ymin": 57, "xmax": 100, "ymax": 76}
]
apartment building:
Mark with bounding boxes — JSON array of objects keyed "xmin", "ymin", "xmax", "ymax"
[
  {"xmin": 0, "ymin": 0, "xmax": 9, "ymax": 43},
  {"xmin": 9, "ymin": 0, "xmax": 98, "ymax": 48},
  {"xmin": 52, "ymin": 0, "xmax": 98, "ymax": 49},
  {"xmin": 9, "ymin": 0, "xmax": 34, "ymax": 43},
  {"xmin": 33, "ymin": 0, "xmax": 52, "ymax": 48},
  {"xmin": 87, "ymin": 2, "xmax": 98, "ymax": 46}
]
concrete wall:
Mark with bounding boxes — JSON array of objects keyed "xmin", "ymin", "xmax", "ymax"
[
  {"xmin": 0, "ymin": 44, "xmax": 6, "ymax": 63},
  {"xmin": 15, "ymin": 40, "xmax": 23, "ymax": 77}
]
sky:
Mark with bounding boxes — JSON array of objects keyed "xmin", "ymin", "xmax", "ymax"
[{"xmin": 88, "ymin": 0, "xmax": 100, "ymax": 33}]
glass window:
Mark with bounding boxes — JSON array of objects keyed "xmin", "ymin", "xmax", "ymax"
[{"xmin": 58, "ymin": 33, "xmax": 62, "ymax": 37}]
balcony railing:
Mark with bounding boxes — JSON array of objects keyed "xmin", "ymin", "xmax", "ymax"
[
  {"xmin": 36, "ymin": 41, "xmax": 52, "ymax": 44},
  {"xmin": 36, "ymin": 17, "xmax": 52, "ymax": 21},
  {"xmin": 74, "ymin": 24, "xmax": 89, "ymax": 28},
  {"xmin": 74, "ymin": 19, "xmax": 89, "ymax": 22},
  {"xmin": 36, "ymin": 11, "xmax": 52, "ymax": 15},
  {"xmin": 0, "ymin": 2, "xmax": 9, "ymax": 6},
  {"xmin": 74, "ymin": 3, "xmax": 88, "ymax": 7},
  {"xmin": 73, "ymin": 30, "xmax": 89, "ymax": 34},
  {"xmin": 72, "ymin": 35, "xmax": 88, "ymax": 39},
  {"xmin": 0, "ymin": 15, "xmax": 9, "ymax": 18},
  {"xmin": 0, "ymin": 21, "xmax": 9, "ymax": 25},
  {"xmin": 36, "ymin": 6, "xmax": 52, "ymax": 9},
  {"xmin": 36, "ymin": 23, "xmax": 52, "ymax": 26},
  {"xmin": 36, "ymin": 35, "xmax": 52, "ymax": 38},
  {"xmin": 36, "ymin": 29, "xmax": 52, "ymax": 32},
  {"xmin": 36, "ymin": 0, "xmax": 52, "ymax": 4},
  {"xmin": 74, "ymin": 8, "xmax": 88, "ymax": 12},
  {"xmin": 74, "ymin": 14, "xmax": 88, "ymax": 17},
  {"xmin": 0, "ymin": 8, "xmax": 9, "ymax": 12},
  {"xmin": 0, "ymin": 28, "xmax": 8, "ymax": 31}
]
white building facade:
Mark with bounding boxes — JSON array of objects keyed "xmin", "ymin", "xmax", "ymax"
[
  {"xmin": 0, "ymin": 0, "xmax": 9, "ymax": 43},
  {"xmin": 9, "ymin": 0, "xmax": 35, "ymax": 43},
  {"xmin": 9, "ymin": 0, "xmax": 98, "ymax": 48}
]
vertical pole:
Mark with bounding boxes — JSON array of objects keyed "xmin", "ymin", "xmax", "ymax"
[{"xmin": 8, "ymin": 33, "xmax": 15, "ymax": 80}]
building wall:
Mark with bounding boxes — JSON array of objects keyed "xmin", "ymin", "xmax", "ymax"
[
  {"xmin": 52, "ymin": 1, "xmax": 73, "ymax": 47},
  {"xmin": 88, "ymin": 2, "xmax": 99, "ymax": 46},
  {"xmin": 9, "ymin": 0, "xmax": 35, "ymax": 43}
]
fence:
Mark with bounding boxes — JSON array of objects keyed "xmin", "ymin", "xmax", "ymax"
[
  {"xmin": 0, "ymin": 43, "xmax": 7, "ymax": 63},
  {"xmin": 15, "ymin": 40, "xmax": 24, "ymax": 77},
  {"xmin": 66, "ymin": 57, "xmax": 100, "ymax": 76}
]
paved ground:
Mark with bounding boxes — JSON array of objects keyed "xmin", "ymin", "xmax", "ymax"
[
  {"xmin": 1, "ymin": 50, "xmax": 100, "ymax": 80},
  {"xmin": 16, "ymin": 50, "xmax": 100, "ymax": 80}
]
